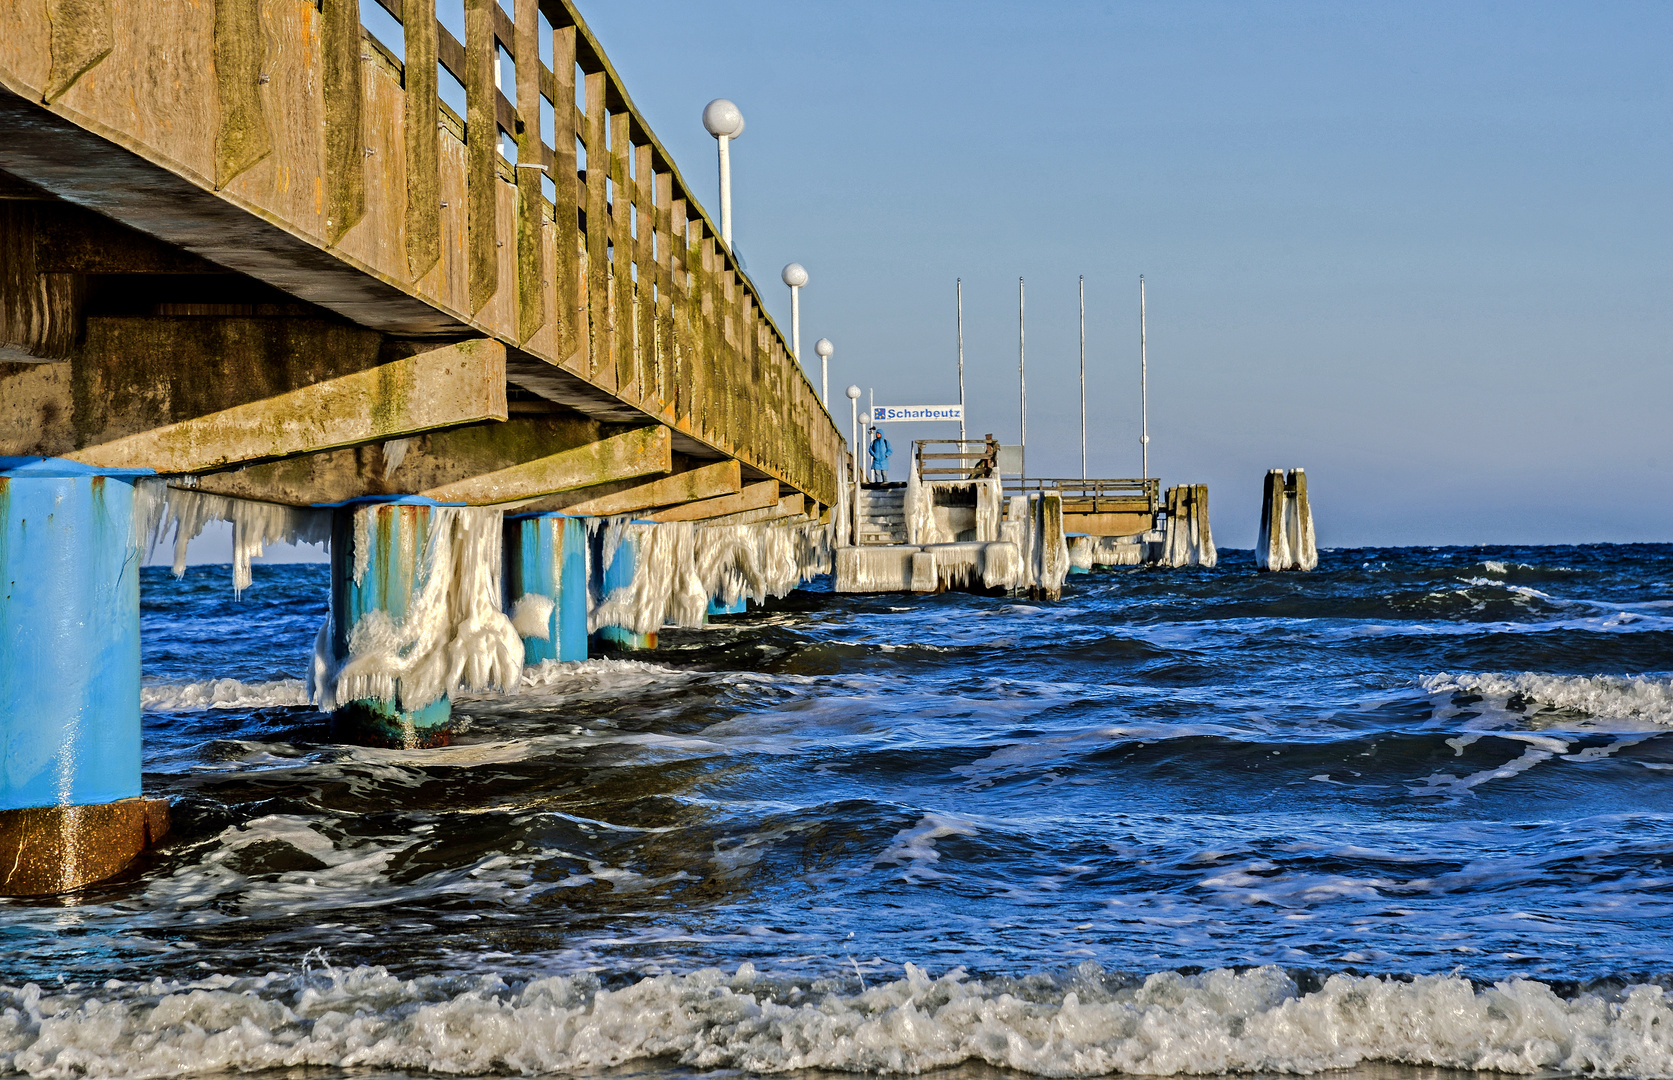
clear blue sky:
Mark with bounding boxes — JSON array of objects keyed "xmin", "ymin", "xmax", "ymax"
[
  {"xmin": 584, "ymin": 0, "xmax": 1672, "ymax": 547},
  {"xmin": 173, "ymin": 1, "xmax": 1672, "ymax": 565}
]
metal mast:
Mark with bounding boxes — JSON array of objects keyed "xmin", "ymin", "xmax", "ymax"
[
  {"xmin": 1140, "ymin": 275, "xmax": 1149, "ymax": 479},
  {"xmin": 957, "ymin": 279, "xmax": 966, "ymax": 443}
]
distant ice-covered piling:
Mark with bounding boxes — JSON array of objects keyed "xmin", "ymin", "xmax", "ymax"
[
  {"xmin": 1256, "ymin": 469, "xmax": 1317, "ymax": 571},
  {"xmin": 1161, "ymin": 484, "xmax": 1216, "ymax": 568}
]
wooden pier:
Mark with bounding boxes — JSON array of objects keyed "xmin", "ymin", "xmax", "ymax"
[{"xmin": 0, "ymin": 0, "xmax": 842, "ymax": 894}]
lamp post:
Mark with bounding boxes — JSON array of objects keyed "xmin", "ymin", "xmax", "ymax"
[
  {"xmin": 701, "ymin": 99, "xmax": 744, "ymax": 249},
  {"xmin": 846, "ymin": 385, "xmax": 863, "ymax": 534},
  {"xmin": 814, "ymin": 338, "xmax": 833, "ymax": 409},
  {"xmin": 781, "ymin": 263, "xmax": 807, "ymax": 362}
]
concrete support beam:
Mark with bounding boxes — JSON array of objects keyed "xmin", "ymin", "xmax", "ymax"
[
  {"xmin": 523, "ymin": 459, "xmax": 740, "ymax": 517},
  {"xmin": 67, "ymin": 339, "xmax": 507, "ymax": 473},
  {"xmin": 183, "ymin": 415, "xmax": 647, "ymax": 507},
  {"xmin": 648, "ymin": 479, "xmax": 778, "ymax": 523},
  {"xmin": 422, "ymin": 425, "xmax": 671, "ymax": 506},
  {"xmin": 702, "ymin": 492, "xmax": 808, "ymax": 528}
]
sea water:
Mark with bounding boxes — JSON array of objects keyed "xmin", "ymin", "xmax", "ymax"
[{"xmin": 6, "ymin": 545, "xmax": 1673, "ymax": 1077}]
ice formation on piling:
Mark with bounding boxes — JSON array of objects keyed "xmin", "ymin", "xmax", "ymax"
[
  {"xmin": 1257, "ymin": 468, "xmax": 1317, "ymax": 572},
  {"xmin": 585, "ymin": 517, "xmax": 834, "ymax": 635},
  {"xmin": 143, "ymin": 483, "xmax": 330, "ymax": 596},
  {"xmin": 309, "ymin": 507, "xmax": 522, "ymax": 713},
  {"xmin": 1161, "ymin": 484, "xmax": 1217, "ymax": 569},
  {"xmin": 904, "ymin": 461, "xmax": 943, "ymax": 545}
]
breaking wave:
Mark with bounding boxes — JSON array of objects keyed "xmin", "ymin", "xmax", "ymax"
[
  {"xmin": 140, "ymin": 678, "xmax": 311, "ymax": 712},
  {"xmin": 1423, "ymin": 671, "xmax": 1673, "ymax": 725},
  {"xmin": 7, "ymin": 962, "xmax": 1673, "ymax": 1078}
]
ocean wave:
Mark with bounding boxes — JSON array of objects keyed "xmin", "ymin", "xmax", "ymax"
[
  {"xmin": 1423, "ymin": 671, "xmax": 1673, "ymax": 725},
  {"xmin": 140, "ymin": 678, "xmax": 311, "ymax": 712},
  {"xmin": 139, "ymin": 660, "xmax": 694, "ymax": 714},
  {"xmin": 7, "ymin": 962, "xmax": 1673, "ymax": 1077}
]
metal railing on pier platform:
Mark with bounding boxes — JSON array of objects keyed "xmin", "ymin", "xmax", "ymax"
[{"xmin": 1002, "ymin": 478, "xmax": 1160, "ymax": 515}]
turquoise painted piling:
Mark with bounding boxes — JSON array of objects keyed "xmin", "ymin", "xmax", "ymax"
[
  {"xmin": 505, "ymin": 513, "xmax": 588, "ymax": 663},
  {"xmin": 590, "ymin": 521, "xmax": 656, "ymax": 651},
  {"xmin": 326, "ymin": 496, "xmax": 453, "ymax": 748},
  {"xmin": 707, "ymin": 596, "xmax": 747, "ymax": 616},
  {"xmin": 0, "ymin": 457, "xmax": 150, "ymax": 811}
]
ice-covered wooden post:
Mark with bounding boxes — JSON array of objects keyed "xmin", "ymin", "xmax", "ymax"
[
  {"xmin": 1256, "ymin": 469, "xmax": 1317, "ymax": 572},
  {"xmin": 506, "ymin": 513, "xmax": 589, "ymax": 663},
  {"xmin": 1162, "ymin": 484, "xmax": 1217, "ymax": 568},
  {"xmin": 0, "ymin": 457, "xmax": 170, "ymax": 895},
  {"xmin": 1030, "ymin": 492, "xmax": 1069, "ymax": 601}
]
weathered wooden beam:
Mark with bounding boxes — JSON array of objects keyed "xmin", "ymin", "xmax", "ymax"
[
  {"xmin": 549, "ymin": 25, "xmax": 581, "ymax": 368},
  {"xmin": 30, "ymin": 201, "xmax": 227, "ymax": 275},
  {"xmin": 66, "ymin": 339, "xmax": 507, "ymax": 473},
  {"xmin": 422, "ymin": 424, "xmax": 669, "ymax": 505},
  {"xmin": 513, "ymin": 0, "xmax": 546, "ymax": 344},
  {"xmin": 0, "ymin": 203, "xmax": 81, "ymax": 362},
  {"xmin": 634, "ymin": 143, "xmax": 655, "ymax": 408},
  {"xmin": 524, "ymin": 458, "xmax": 739, "ymax": 517},
  {"xmin": 43, "ymin": 0, "xmax": 113, "ymax": 104},
  {"xmin": 404, "ymin": 0, "xmax": 441, "ymax": 283},
  {"xmin": 648, "ymin": 478, "xmax": 777, "ymax": 523},
  {"xmin": 465, "ymin": 0, "xmax": 498, "ymax": 313},
  {"xmin": 322, "ymin": 0, "xmax": 366, "ymax": 245},
  {"xmin": 583, "ymin": 72, "xmax": 610, "ymax": 387},
  {"xmin": 610, "ymin": 112, "xmax": 633, "ymax": 396},
  {"xmin": 212, "ymin": 0, "xmax": 271, "ymax": 189}
]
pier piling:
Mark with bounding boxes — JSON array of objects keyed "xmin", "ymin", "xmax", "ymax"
[
  {"xmin": 1256, "ymin": 469, "xmax": 1318, "ymax": 572},
  {"xmin": 321, "ymin": 498, "xmax": 456, "ymax": 748},
  {"xmin": 0, "ymin": 458, "xmax": 169, "ymax": 895},
  {"xmin": 591, "ymin": 523, "xmax": 658, "ymax": 651},
  {"xmin": 506, "ymin": 514, "xmax": 589, "ymax": 664}
]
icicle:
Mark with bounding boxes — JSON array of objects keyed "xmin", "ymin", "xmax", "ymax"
[{"xmin": 151, "ymin": 485, "xmax": 330, "ymax": 597}]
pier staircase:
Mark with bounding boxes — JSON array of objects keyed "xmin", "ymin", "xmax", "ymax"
[{"xmin": 858, "ymin": 486, "xmax": 907, "ymax": 545}]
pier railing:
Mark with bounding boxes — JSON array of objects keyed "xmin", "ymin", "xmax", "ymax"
[
  {"xmin": 0, "ymin": 0, "xmax": 839, "ymax": 506},
  {"xmin": 359, "ymin": 0, "xmax": 835, "ymax": 501},
  {"xmin": 1003, "ymin": 478, "xmax": 1160, "ymax": 514},
  {"xmin": 913, "ymin": 438, "xmax": 1000, "ymax": 479}
]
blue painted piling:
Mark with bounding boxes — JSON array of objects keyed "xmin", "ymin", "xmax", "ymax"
[
  {"xmin": 707, "ymin": 596, "xmax": 747, "ymax": 616},
  {"xmin": 326, "ymin": 496, "xmax": 453, "ymax": 748},
  {"xmin": 590, "ymin": 522, "xmax": 657, "ymax": 651},
  {"xmin": 0, "ymin": 458, "xmax": 149, "ymax": 811},
  {"xmin": 505, "ymin": 513, "xmax": 588, "ymax": 663},
  {"xmin": 0, "ymin": 457, "xmax": 172, "ymax": 896}
]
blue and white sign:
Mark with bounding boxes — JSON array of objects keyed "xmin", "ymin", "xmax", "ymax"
[{"xmin": 868, "ymin": 404, "xmax": 964, "ymax": 423}]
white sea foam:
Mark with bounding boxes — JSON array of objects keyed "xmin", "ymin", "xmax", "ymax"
[
  {"xmin": 141, "ymin": 678, "xmax": 312, "ymax": 711},
  {"xmin": 1423, "ymin": 671, "xmax": 1673, "ymax": 726},
  {"xmin": 9, "ymin": 962, "xmax": 1673, "ymax": 1077}
]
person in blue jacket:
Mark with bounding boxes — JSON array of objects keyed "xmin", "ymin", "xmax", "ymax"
[{"xmin": 868, "ymin": 428, "xmax": 892, "ymax": 482}]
